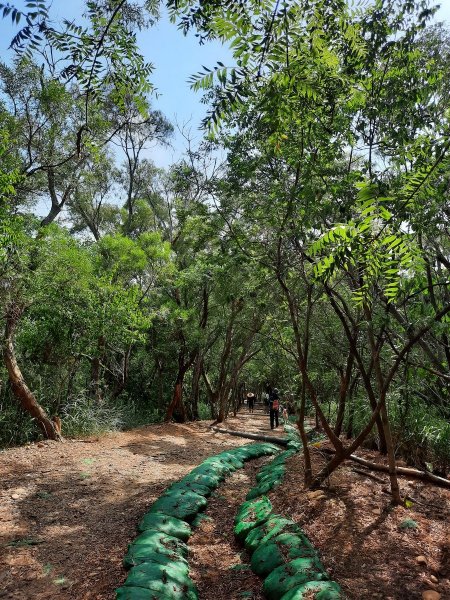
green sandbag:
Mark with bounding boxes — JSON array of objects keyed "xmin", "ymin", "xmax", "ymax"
[
  {"xmin": 234, "ymin": 444, "xmax": 279, "ymax": 461},
  {"xmin": 263, "ymin": 558, "xmax": 328, "ymax": 600},
  {"xmin": 251, "ymin": 536, "xmax": 317, "ymax": 577},
  {"xmin": 287, "ymin": 441, "xmax": 302, "ymax": 451},
  {"xmin": 269, "ymin": 531, "xmax": 314, "ymax": 552},
  {"xmin": 244, "ymin": 515, "xmax": 299, "ymax": 552},
  {"xmin": 187, "ymin": 464, "xmax": 226, "ymax": 484},
  {"xmin": 149, "ymin": 490, "xmax": 207, "ymax": 522},
  {"xmin": 234, "ymin": 496, "xmax": 272, "ymax": 541},
  {"xmin": 256, "ymin": 465, "xmax": 285, "ymax": 483},
  {"xmin": 132, "ymin": 530, "xmax": 188, "ymax": 555},
  {"xmin": 280, "ymin": 580, "xmax": 342, "ymax": 600},
  {"xmin": 246, "ymin": 477, "xmax": 283, "ymax": 501},
  {"xmin": 124, "ymin": 547, "xmax": 189, "ymax": 571},
  {"xmin": 137, "ymin": 513, "xmax": 192, "ymax": 541},
  {"xmin": 182, "ymin": 471, "xmax": 221, "ymax": 490},
  {"xmin": 269, "ymin": 449, "xmax": 296, "ymax": 464},
  {"xmin": 122, "ymin": 562, "xmax": 198, "ymax": 599},
  {"xmin": 245, "ymin": 486, "xmax": 263, "ymax": 501},
  {"xmin": 116, "ymin": 586, "xmax": 159, "ymax": 599},
  {"xmin": 123, "ymin": 531, "xmax": 188, "ymax": 569},
  {"xmin": 203, "ymin": 454, "xmax": 238, "ymax": 469},
  {"xmin": 164, "ymin": 481, "xmax": 212, "ymax": 498},
  {"xmin": 215, "ymin": 452, "xmax": 244, "ymax": 469}
]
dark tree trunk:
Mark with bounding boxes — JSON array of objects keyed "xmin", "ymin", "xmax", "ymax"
[
  {"xmin": 165, "ymin": 348, "xmax": 195, "ymax": 422},
  {"xmin": 334, "ymin": 352, "xmax": 354, "ymax": 436},
  {"xmin": 190, "ymin": 356, "xmax": 202, "ymax": 420}
]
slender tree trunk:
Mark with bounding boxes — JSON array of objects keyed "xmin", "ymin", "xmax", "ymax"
[
  {"xmin": 165, "ymin": 361, "xmax": 188, "ymax": 422},
  {"xmin": 156, "ymin": 358, "xmax": 164, "ymax": 410},
  {"xmin": 334, "ymin": 352, "xmax": 354, "ymax": 436},
  {"xmin": 325, "ymin": 288, "xmax": 387, "ymax": 452},
  {"xmin": 297, "ymin": 382, "xmax": 312, "ymax": 486},
  {"xmin": 346, "ymin": 377, "xmax": 358, "ymax": 439},
  {"xmin": 112, "ymin": 344, "xmax": 132, "ymax": 399},
  {"xmin": 190, "ymin": 356, "xmax": 202, "ymax": 420},
  {"xmin": 4, "ymin": 307, "xmax": 62, "ymax": 441},
  {"xmin": 365, "ymin": 306, "xmax": 402, "ymax": 504},
  {"xmin": 217, "ymin": 387, "xmax": 229, "ymax": 423},
  {"xmin": 90, "ymin": 335, "xmax": 105, "ymax": 402},
  {"xmin": 379, "ymin": 393, "xmax": 402, "ymax": 504}
]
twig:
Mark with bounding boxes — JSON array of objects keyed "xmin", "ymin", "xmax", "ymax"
[{"xmin": 352, "ymin": 467, "xmax": 386, "ymax": 484}]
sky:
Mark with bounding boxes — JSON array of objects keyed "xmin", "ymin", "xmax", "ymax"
[
  {"xmin": 0, "ymin": 1, "xmax": 232, "ymax": 169},
  {"xmin": 1, "ymin": 0, "xmax": 450, "ymax": 171}
]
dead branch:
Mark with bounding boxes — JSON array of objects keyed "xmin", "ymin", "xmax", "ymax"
[
  {"xmin": 322, "ymin": 448, "xmax": 450, "ymax": 489},
  {"xmin": 211, "ymin": 426, "xmax": 288, "ymax": 446},
  {"xmin": 351, "ymin": 467, "xmax": 386, "ymax": 484}
]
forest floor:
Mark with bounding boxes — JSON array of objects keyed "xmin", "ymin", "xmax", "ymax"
[{"xmin": 0, "ymin": 408, "xmax": 449, "ymax": 600}]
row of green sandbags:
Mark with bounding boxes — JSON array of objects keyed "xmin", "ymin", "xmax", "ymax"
[
  {"xmin": 245, "ymin": 420, "xmax": 306, "ymax": 501},
  {"xmin": 234, "ymin": 433, "xmax": 343, "ymax": 600},
  {"xmin": 245, "ymin": 447, "xmax": 297, "ymax": 500},
  {"xmin": 115, "ymin": 441, "xmax": 280, "ymax": 600},
  {"xmin": 233, "ymin": 496, "xmax": 343, "ymax": 600}
]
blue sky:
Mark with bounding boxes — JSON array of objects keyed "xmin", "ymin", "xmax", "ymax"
[
  {"xmin": 0, "ymin": 1, "xmax": 232, "ymax": 169},
  {"xmin": 1, "ymin": 1, "xmax": 450, "ymax": 170}
]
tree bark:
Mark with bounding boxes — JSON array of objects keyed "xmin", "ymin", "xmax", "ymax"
[
  {"xmin": 4, "ymin": 306, "xmax": 62, "ymax": 441},
  {"xmin": 334, "ymin": 351, "xmax": 354, "ymax": 436},
  {"xmin": 211, "ymin": 427, "xmax": 288, "ymax": 446},
  {"xmin": 165, "ymin": 362, "xmax": 188, "ymax": 422},
  {"xmin": 364, "ymin": 305, "xmax": 401, "ymax": 505},
  {"xmin": 297, "ymin": 382, "xmax": 312, "ymax": 486}
]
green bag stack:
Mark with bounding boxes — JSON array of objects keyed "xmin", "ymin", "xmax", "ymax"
[
  {"xmin": 232, "ymin": 423, "xmax": 344, "ymax": 600},
  {"xmin": 116, "ymin": 442, "xmax": 280, "ymax": 599}
]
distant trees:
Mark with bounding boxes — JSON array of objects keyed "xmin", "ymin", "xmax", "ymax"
[{"xmin": 0, "ymin": 0, "xmax": 449, "ymax": 502}]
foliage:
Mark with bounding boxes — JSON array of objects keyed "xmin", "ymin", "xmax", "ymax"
[{"xmin": 0, "ymin": 0, "xmax": 449, "ymax": 485}]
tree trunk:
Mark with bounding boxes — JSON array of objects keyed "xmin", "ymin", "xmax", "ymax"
[
  {"xmin": 365, "ymin": 307, "xmax": 402, "ymax": 504},
  {"xmin": 325, "ymin": 288, "xmax": 387, "ymax": 453},
  {"xmin": 4, "ymin": 307, "xmax": 62, "ymax": 441},
  {"xmin": 379, "ymin": 394, "xmax": 402, "ymax": 504},
  {"xmin": 334, "ymin": 352, "xmax": 354, "ymax": 436},
  {"xmin": 165, "ymin": 347, "xmax": 195, "ymax": 422},
  {"xmin": 297, "ymin": 382, "xmax": 312, "ymax": 486},
  {"xmin": 89, "ymin": 336, "xmax": 105, "ymax": 402},
  {"xmin": 190, "ymin": 356, "xmax": 202, "ymax": 420},
  {"xmin": 165, "ymin": 368, "xmax": 188, "ymax": 422}
]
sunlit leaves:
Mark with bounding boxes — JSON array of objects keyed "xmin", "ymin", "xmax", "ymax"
[
  {"xmin": 1, "ymin": 1, "xmax": 155, "ymax": 122},
  {"xmin": 310, "ymin": 181, "xmax": 422, "ymax": 305}
]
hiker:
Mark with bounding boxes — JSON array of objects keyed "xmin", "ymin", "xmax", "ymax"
[
  {"xmin": 246, "ymin": 392, "xmax": 255, "ymax": 413},
  {"xmin": 269, "ymin": 387, "xmax": 280, "ymax": 429}
]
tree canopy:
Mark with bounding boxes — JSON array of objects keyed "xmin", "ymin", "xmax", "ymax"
[{"xmin": 1, "ymin": 0, "xmax": 449, "ymax": 503}]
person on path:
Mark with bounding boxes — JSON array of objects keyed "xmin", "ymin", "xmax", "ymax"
[
  {"xmin": 269, "ymin": 388, "xmax": 280, "ymax": 429},
  {"xmin": 246, "ymin": 392, "xmax": 255, "ymax": 413}
]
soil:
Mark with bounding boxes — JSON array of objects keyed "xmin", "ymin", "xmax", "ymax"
[
  {"xmin": 189, "ymin": 456, "xmax": 268, "ymax": 600},
  {"xmin": 269, "ymin": 444, "xmax": 450, "ymax": 600},
  {"xmin": 0, "ymin": 409, "xmax": 278, "ymax": 600},
  {"xmin": 1, "ymin": 408, "xmax": 449, "ymax": 600}
]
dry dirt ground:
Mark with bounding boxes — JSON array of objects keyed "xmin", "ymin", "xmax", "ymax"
[
  {"xmin": 1, "ymin": 408, "xmax": 449, "ymax": 600},
  {"xmin": 270, "ymin": 446, "xmax": 450, "ymax": 600}
]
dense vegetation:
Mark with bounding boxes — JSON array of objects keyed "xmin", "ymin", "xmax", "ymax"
[{"xmin": 1, "ymin": 0, "xmax": 449, "ymax": 504}]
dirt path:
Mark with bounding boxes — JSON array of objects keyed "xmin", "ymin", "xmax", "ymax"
[
  {"xmin": 189, "ymin": 456, "xmax": 268, "ymax": 600},
  {"xmin": 0, "ymin": 409, "xmax": 276, "ymax": 600},
  {"xmin": 4, "ymin": 408, "xmax": 447, "ymax": 600}
]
